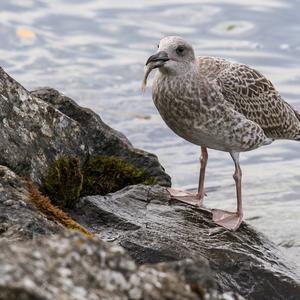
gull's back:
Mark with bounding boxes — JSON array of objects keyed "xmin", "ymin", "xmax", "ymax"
[{"xmin": 197, "ymin": 56, "xmax": 300, "ymax": 141}]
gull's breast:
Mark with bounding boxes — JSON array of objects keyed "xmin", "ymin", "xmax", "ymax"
[{"xmin": 152, "ymin": 73, "xmax": 271, "ymax": 152}]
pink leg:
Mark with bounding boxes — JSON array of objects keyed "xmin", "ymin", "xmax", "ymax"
[
  {"xmin": 197, "ymin": 147, "xmax": 208, "ymax": 205},
  {"xmin": 167, "ymin": 147, "xmax": 208, "ymax": 206},
  {"xmin": 212, "ymin": 152, "xmax": 243, "ymax": 231}
]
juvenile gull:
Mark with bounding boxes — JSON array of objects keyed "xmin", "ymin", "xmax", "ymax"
[{"xmin": 142, "ymin": 36, "xmax": 300, "ymax": 231}]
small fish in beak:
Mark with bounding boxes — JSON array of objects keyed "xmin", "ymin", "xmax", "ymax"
[
  {"xmin": 141, "ymin": 51, "xmax": 169, "ymax": 93},
  {"xmin": 141, "ymin": 62, "xmax": 154, "ymax": 93}
]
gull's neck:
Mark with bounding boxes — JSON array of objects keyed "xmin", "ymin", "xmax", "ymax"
[{"xmin": 158, "ymin": 61, "xmax": 198, "ymax": 77}]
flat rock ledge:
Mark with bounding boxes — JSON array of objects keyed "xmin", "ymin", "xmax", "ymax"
[{"xmin": 69, "ymin": 184, "xmax": 300, "ymax": 300}]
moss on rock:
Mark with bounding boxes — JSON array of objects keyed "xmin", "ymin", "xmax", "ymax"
[
  {"xmin": 42, "ymin": 155, "xmax": 156, "ymax": 208},
  {"xmin": 41, "ymin": 157, "xmax": 83, "ymax": 208},
  {"xmin": 81, "ymin": 156, "xmax": 156, "ymax": 196},
  {"xmin": 27, "ymin": 181, "xmax": 92, "ymax": 238}
]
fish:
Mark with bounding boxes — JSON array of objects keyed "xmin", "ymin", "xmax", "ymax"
[{"xmin": 141, "ymin": 62, "xmax": 155, "ymax": 93}]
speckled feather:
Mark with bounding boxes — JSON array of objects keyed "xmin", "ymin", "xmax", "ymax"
[
  {"xmin": 199, "ymin": 57, "xmax": 300, "ymax": 139},
  {"xmin": 152, "ymin": 50, "xmax": 300, "ymax": 152}
]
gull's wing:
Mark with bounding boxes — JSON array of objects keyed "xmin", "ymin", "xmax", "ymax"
[{"xmin": 199, "ymin": 57, "xmax": 300, "ymax": 140}]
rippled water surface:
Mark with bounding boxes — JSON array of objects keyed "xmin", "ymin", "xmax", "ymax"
[{"xmin": 1, "ymin": 0, "xmax": 300, "ymax": 266}]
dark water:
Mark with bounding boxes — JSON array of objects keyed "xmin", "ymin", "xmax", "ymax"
[{"xmin": 1, "ymin": 0, "xmax": 299, "ymax": 266}]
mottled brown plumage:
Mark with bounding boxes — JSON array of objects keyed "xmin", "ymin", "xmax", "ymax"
[
  {"xmin": 144, "ymin": 36, "xmax": 300, "ymax": 230},
  {"xmin": 200, "ymin": 57, "xmax": 300, "ymax": 140}
]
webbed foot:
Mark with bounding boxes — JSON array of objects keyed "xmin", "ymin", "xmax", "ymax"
[{"xmin": 212, "ymin": 209, "xmax": 243, "ymax": 231}]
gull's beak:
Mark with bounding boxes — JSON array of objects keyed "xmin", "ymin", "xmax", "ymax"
[{"xmin": 146, "ymin": 51, "xmax": 169, "ymax": 69}]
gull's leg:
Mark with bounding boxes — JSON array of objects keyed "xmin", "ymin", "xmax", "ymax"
[
  {"xmin": 196, "ymin": 146, "xmax": 208, "ymax": 205},
  {"xmin": 212, "ymin": 152, "xmax": 243, "ymax": 231},
  {"xmin": 167, "ymin": 147, "xmax": 208, "ymax": 206}
]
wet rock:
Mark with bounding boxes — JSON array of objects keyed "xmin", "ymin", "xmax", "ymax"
[
  {"xmin": 68, "ymin": 185, "xmax": 300, "ymax": 300},
  {"xmin": 0, "ymin": 230, "xmax": 240, "ymax": 300},
  {"xmin": 0, "ymin": 67, "xmax": 170, "ymax": 186},
  {"xmin": 0, "ymin": 165, "xmax": 63, "ymax": 243}
]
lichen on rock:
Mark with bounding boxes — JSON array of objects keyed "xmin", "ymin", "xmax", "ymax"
[
  {"xmin": 0, "ymin": 231, "xmax": 207, "ymax": 300},
  {"xmin": 0, "ymin": 68, "xmax": 171, "ymax": 187}
]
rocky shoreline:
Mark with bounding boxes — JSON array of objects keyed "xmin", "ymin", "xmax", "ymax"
[{"xmin": 0, "ymin": 67, "xmax": 299, "ymax": 299}]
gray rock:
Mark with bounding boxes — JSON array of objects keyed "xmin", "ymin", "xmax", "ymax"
[
  {"xmin": 0, "ymin": 67, "xmax": 296, "ymax": 299},
  {"xmin": 0, "ymin": 165, "xmax": 63, "ymax": 243},
  {"xmin": 0, "ymin": 68, "xmax": 242, "ymax": 299},
  {"xmin": 0, "ymin": 69, "xmax": 86, "ymax": 185},
  {"xmin": 0, "ymin": 67, "xmax": 170, "ymax": 186},
  {"xmin": 30, "ymin": 87, "xmax": 171, "ymax": 186},
  {"xmin": 0, "ymin": 230, "xmax": 240, "ymax": 300},
  {"xmin": 0, "ymin": 166, "xmax": 241, "ymax": 300},
  {"xmin": 68, "ymin": 184, "xmax": 300, "ymax": 300}
]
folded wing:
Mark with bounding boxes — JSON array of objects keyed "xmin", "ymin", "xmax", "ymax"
[{"xmin": 216, "ymin": 62, "xmax": 300, "ymax": 140}]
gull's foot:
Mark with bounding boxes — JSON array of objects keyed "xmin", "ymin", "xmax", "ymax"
[
  {"xmin": 212, "ymin": 209, "xmax": 243, "ymax": 231},
  {"xmin": 167, "ymin": 187, "xmax": 204, "ymax": 206}
]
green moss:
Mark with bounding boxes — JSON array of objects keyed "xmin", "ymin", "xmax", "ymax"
[
  {"xmin": 42, "ymin": 157, "xmax": 83, "ymax": 208},
  {"xmin": 42, "ymin": 155, "xmax": 156, "ymax": 208},
  {"xmin": 81, "ymin": 156, "xmax": 156, "ymax": 196}
]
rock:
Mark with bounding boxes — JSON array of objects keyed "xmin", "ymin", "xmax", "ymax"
[
  {"xmin": 30, "ymin": 87, "xmax": 171, "ymax": 187},
  {"xmin": 68, "ymin": 185, "xmax": 300, "ymax": 300},
  {"xmin": 0, "ymin": 66, "xmax": 170, "ymax": 186},
  {"xmin": 0, "ymin": 67, "xmax": 297, "ymax": 299},
  {"xmin": 0, "ymin": 67, "xmax": 242, "ymax": 299},
  {"xmin": 0, "ymin": 166, "xmax": 241, "ymax": 300},
  {"xmin": 0, "ymin": 165, "xmax": 63, "ymax": 243},
  {"xmin": 0, "ymin": 230, "xmax": 242, "ymax": 300}
]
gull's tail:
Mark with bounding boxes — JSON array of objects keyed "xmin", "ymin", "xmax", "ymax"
[{"xmin": 294, "ymin": 110, "xmax": 300, "ymax": 141}]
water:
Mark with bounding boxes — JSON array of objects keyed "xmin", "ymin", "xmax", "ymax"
[{"xmin": 0, "ymin": 0, "xmax": 299, "ymax": 266}]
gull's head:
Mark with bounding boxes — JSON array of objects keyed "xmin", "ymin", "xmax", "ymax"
[{"xmin": 146, "ymin": 36, "xmax": 196, "ymax": 76}]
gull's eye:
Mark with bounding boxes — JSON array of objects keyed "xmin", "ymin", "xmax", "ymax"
[
  {"xmin": 176, "ymin": 45, "xmax": 185, "ymax": 55},
  {"xmin": 157, "ymin": 44, "xmax": 159, "ymax": 49}
]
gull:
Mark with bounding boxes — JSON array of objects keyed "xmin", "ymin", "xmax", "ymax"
[{"xmin": 142, "ymin": 36, "xmax": 300, "ymax": 231}]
